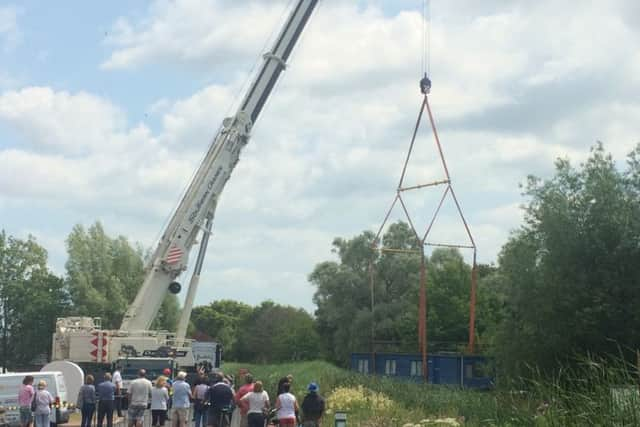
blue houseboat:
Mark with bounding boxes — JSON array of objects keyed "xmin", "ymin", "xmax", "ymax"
[{"xmin": 351, "ymin": 352, "xmax": 494, "ymax": 389}]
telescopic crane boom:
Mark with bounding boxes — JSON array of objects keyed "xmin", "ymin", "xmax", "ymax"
[{"xmin": 120, "ymin": 0, "xmax": 318, "ymax": 333}]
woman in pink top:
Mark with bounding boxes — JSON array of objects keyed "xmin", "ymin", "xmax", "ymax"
[{"xmin": 18, "ymin": 375, "xmax": 35, "ymax": 427}]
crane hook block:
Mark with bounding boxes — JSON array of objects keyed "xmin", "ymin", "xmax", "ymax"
[{"xmin": 420, "ymin": 74, "xmax": 432, "ymax": 94}]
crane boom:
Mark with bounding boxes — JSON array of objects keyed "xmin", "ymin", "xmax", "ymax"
[{"xmin": 121, "ymin": 0, "xmax": 318, "ymax": 332}]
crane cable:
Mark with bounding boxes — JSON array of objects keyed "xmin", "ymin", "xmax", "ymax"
[
  {"xmin": 421, "ymin": 0, "xmax": 431, "ymax": 77},
  {"xmin": 420, "ymin": 0, "xmax": 432, "ymax": 94}
]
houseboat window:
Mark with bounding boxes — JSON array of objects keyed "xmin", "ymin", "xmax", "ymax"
[
  {"xmin": 465, "ymin": 364, "xmax": 473, "ymax": 379},
  {"xmin": 410, "ymin": 361, "xmax": 422, "ymax": 376},
  {"xmin": 357, "ymin": 359, "xmax": 369, "ymax": 374},
  {"xmin": 385, "ymin": 359, "xmax": 397, "ymax": 375},
  {"xmin": 465, "ymin": 360, "xmax": 492, "ymax": 378}
]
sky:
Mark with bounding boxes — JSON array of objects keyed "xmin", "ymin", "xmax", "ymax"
[{"xmin": 1, "ymin": 0, "xmax": 639, "ymax": 313}]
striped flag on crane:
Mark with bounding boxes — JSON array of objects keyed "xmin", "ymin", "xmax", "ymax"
[{"xmin": 165, "ymin": 244, "xmax": 183, "ymax": 264}]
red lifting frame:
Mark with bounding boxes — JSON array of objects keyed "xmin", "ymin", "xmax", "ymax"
[{"xmin": 370, "ymin": 93, "xmax": 478, "ymax": 383}]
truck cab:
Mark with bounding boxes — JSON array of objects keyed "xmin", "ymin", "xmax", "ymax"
[{"xmin": 115, "ymin": 358, "xmax": 176, "ymax": 409}]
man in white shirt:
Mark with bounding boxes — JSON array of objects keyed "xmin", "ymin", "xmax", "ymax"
[
  {"xmin": 127, "ymin": 370, "xmax": 153, "ymax": 427},
  {"xmin": 112, "ymin": 369, "xmax": 123, "ymax": 418}
]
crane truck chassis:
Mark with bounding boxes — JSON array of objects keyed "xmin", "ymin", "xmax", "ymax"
[{"xmin": 51, "ymin": 0, "xmax": 318, "ymax": 373}]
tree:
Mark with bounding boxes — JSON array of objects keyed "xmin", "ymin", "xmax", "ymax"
[
  {"xmin": 474, "ymin": 264, "xmax": 506, "ymax": 350},
  {"xmin": 0, "ymin": 231, "xmax": 69, "ymax": 368},
  {"xmin": 495, "ymin": 143, "xmax": 640, "ymax": 375},
  {"xmin": 234, "ymin": 301, "xmax": 321, "ymax": 363},
  {"xmin": 65, "ymin": 222, "xmax": 179, "ymax": 330},
  {"xmin": 190, "ymin": 300, "xmax": 253, "ymax": 360},
  {"xmin": 311, "ymin": 230, "xmax": 378, "ymax": 365},
  {"xmin": 310, "ymin": 222, "xmax": 477, "ymax": 365},
  {"xmin": 427, "ymin": 248, "xmax": 473, "ymax": 346}
]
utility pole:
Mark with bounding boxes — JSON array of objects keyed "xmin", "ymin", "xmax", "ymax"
[{"xmin": 1, "ymin": 295, "xmax": 7, "ymax": 373}]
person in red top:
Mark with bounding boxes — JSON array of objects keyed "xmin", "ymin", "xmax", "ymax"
[{"xmin": 234, "ymin": 374, "xmax": 254, "ymax": 427}]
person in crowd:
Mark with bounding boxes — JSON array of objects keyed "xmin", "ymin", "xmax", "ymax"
[
  {"xmin": 97, "ymin": 373, "xmax": 116, "ymax": 427},
  {"xmin": 223, "ymin": 374, "xmax": 234, "ymax": 388},
  {"xmin": 239, "ymin": 381, "xmax": 269, "ymax": 427},
  {"xmin": 112, "ymin": 367, "xmax": 123, "ymax": 418},
  {"xmin": 163, "ymin": 369, "xmax": 173, "ymax": 386},
  {"xmin": 18, "ymin": 375, "xmax": 35, "ymax": 427},
  {"xmin": 127, "ymin": 369, "xmax": 153, "ymax": 427},
  {"xmin": 235, "ymin": 374, "xmax": 254, "ymax": 427},
  {"xmin": 275, "ymin": 382, "xmax": 298, "ymax": 427},
  {"xmin": 276, "ymin": 375, "xmax": 293, "ymax": 396},
  {"xmin": 207, "ymin": 373, "xmax": 234, "ymax": 427},
  {"xmin": 33, "ymin": 380, "xmax": 54, "ymax": 427},
  {"xmin": 300, "ymin": 382, "xmax": 325, "ymax": 427},
  {"xmin": 163, "ymin": 368, "xmax": 173, "ymax": 419},
  {"xmin": 77, "ymin": 375, "xmax": 96, "ymax": 427},
  {"xmin": 171, "ymin": 372, "xmax": 192, "ymax": 427},
  {"xmin": 193, "ymin": 375, "xmax": 210, "ymax": 427},
  {"xmin": 151, "ymin": 376, "xmax": 170, "ymax": 427}
]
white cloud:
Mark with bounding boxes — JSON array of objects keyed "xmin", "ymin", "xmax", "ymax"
[
  {"xmin": 0, "ymin": 5, "xmax": 20, "ymax": 51},
  {"xmin": 2, "ymin": 0, "xmax": 640, "ymax": 311},
  {"xmin": 101, "ymin": 0, "xmax": 289, "ymax": 70},
  {"xmin": 0, "ymin": 87, "xmax": 127, "ymax": 154}
]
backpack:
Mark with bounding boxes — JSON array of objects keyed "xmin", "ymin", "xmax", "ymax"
[{"xmin": 301, "ymin": 394, "xmax": 324, "ymax": 418}]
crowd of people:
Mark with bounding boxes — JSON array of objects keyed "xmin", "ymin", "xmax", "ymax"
[
  {"xmin": 16, "ymin": 369, "xmax": 325, "ymax": 427},
  {"xmin": 121, "ymin": 369, "xmax": 326, "ymax": 427}
]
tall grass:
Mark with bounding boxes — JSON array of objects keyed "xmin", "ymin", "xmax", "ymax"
[
  {"xmin": 516, "ymin": 355, "xmax": 640, "ymax": 426},
  {"xmin": 223, "ymin": 360, "xmax": 506, "ymax": 425},
  {"xmin": 222, "ymin": 357, "xmax": 640, "ymax": 426}
]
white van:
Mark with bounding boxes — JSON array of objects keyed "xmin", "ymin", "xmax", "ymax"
[{"xmin": 0, "ymin": 372, "xmax": 70, "ymax": 427}]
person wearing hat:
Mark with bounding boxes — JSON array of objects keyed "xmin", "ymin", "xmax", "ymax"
[
  {"xmin": 33, "ymin": 380, "xmax": 54, "ymax": 427},
  {"xmin": 300, "ymin": 383, "xmax": 325, "ymax": 427}
]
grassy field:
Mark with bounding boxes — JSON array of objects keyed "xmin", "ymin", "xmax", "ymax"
[
  {"xmin": 221, "ymin": 360, "xmax": 530, "ymax": 426},
  {"xmin": 222, "ymin": 359, "xmax": 640, "ymax": 426}
]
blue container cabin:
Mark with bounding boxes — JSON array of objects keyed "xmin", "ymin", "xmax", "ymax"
[{"xmin": 350, "ymin": 352, "xmax": 494, "ymax": 389}]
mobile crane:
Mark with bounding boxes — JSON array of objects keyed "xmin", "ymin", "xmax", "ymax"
[{"xmin": 52, "ymin": 0, "xmax": 318, "ymax": 376}]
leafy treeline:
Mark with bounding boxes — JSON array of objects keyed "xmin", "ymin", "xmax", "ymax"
[
  {"xmin": 0, "ymin": 233, "xmax": 69, "ymax": 367},
  {"xmin": 0, "ymin": 222, "xmax": 179, "ymax": 368},
  {"xmin": 312, "ymin": 143, "xmax": 640, "ymax": 376},
  {"xmin": 309, "ymin": 224, "xmax": 495, "ymax": 364},
  {"xmin": 190, "ymin": 300, "xmax": 321, "ymax": 363},
  {"xmin": 493, "ymin": 143, "xmax": 640, "ymax": 375},
  {"xmin": 66, "ymin": 223, "xmax": 179, "ymax": 330}
]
